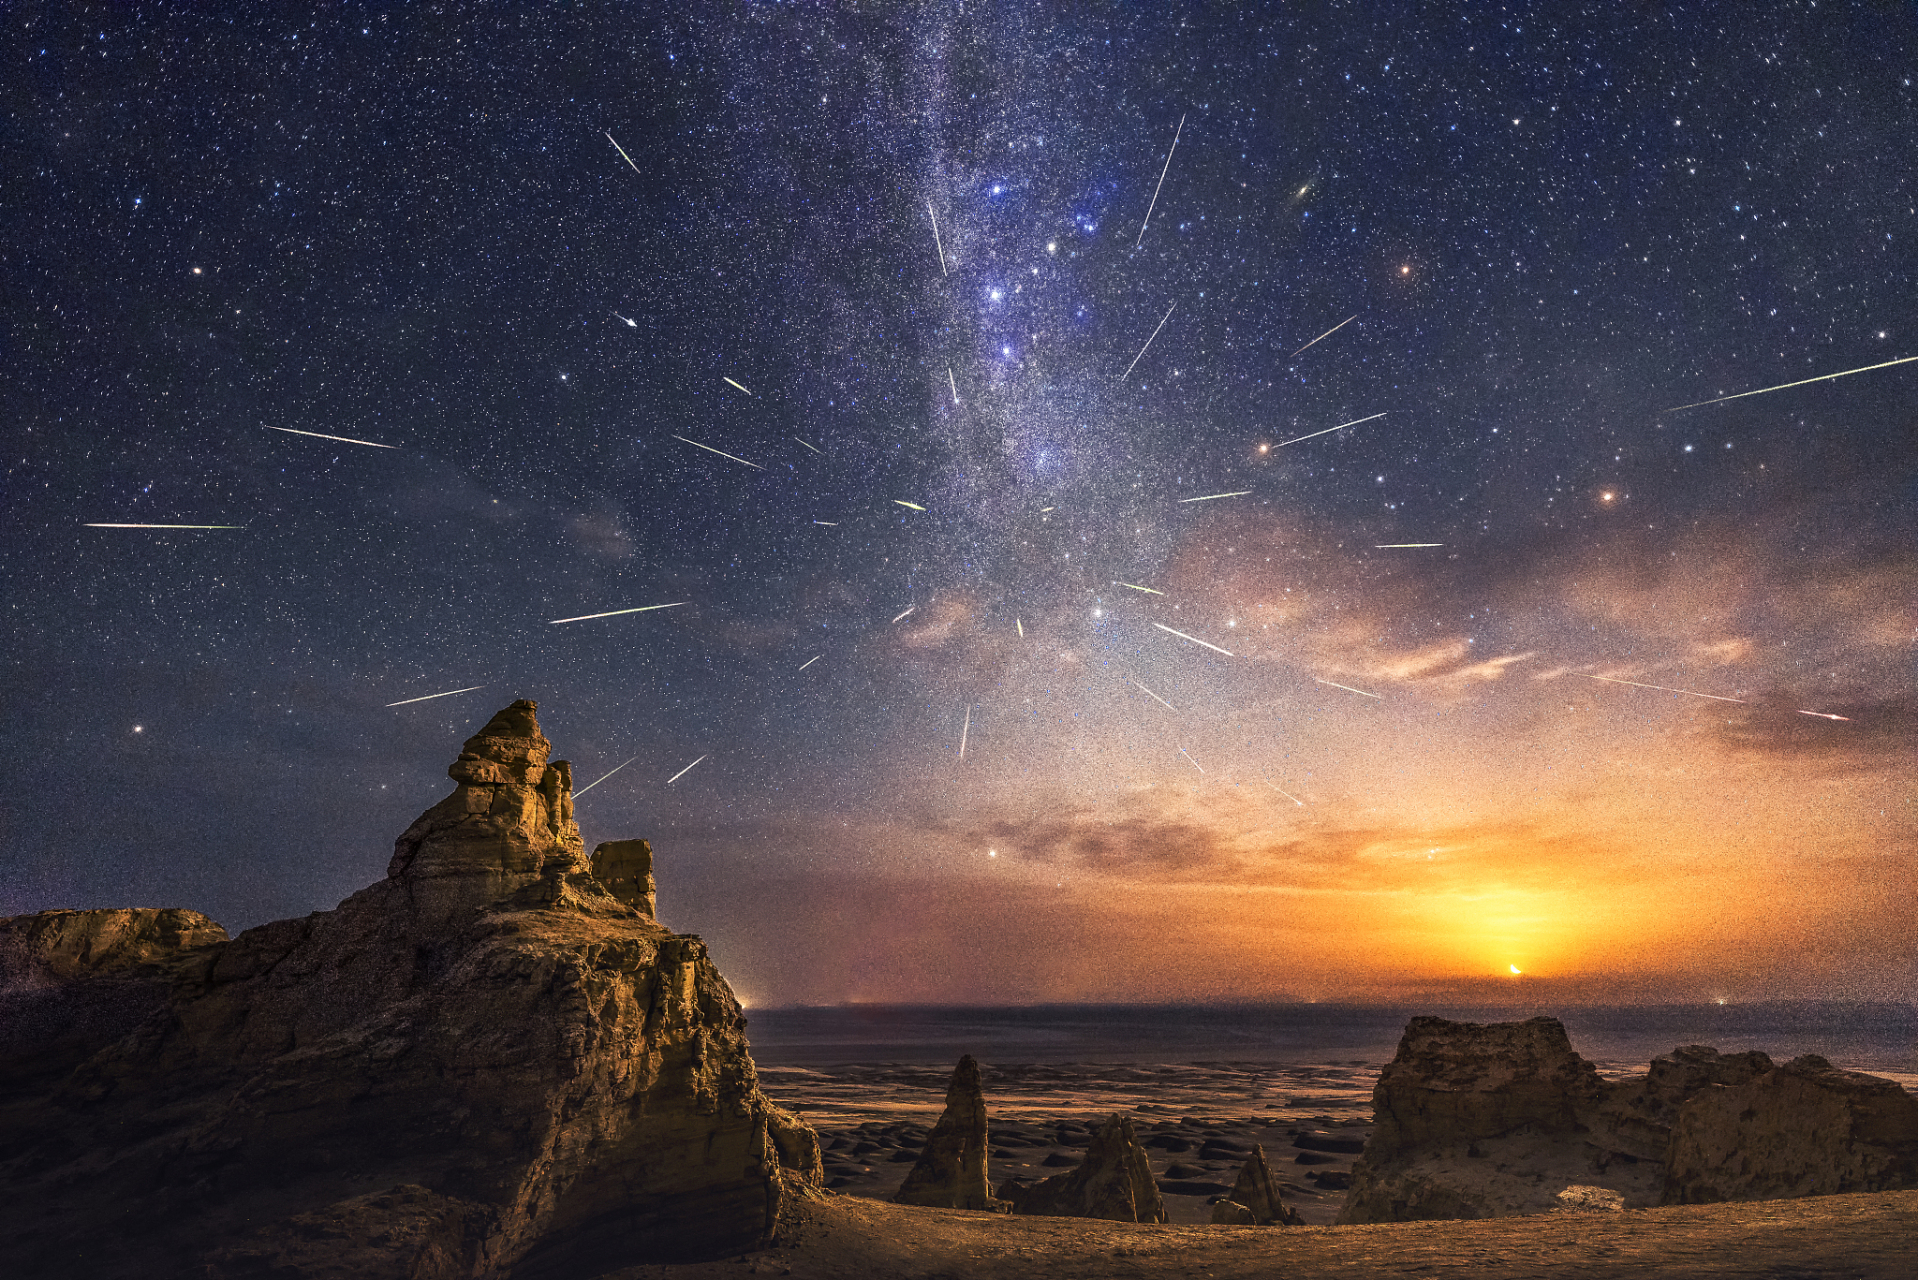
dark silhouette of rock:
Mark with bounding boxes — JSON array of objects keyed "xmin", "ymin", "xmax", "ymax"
[
  {"xmin": 1209, "ymin": 1145, "xmax": 1305, "ymax": 1225},
  {"xmin": 1662, "ymin": 1054, "xmax": 1918, "ymax": 1204},
  {"xmin": 1005, "ymin": 1113, "xmax": 1167, "ymax": 1223},
  {"xmin": 0, "ymin": 699, "xmax": 821, "ymax": 1280},
  {"xmin": 894, "ymin": 1054, "xmax": 1000, "ymax": 1210}
]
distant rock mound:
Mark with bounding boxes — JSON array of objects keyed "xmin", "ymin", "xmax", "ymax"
[
  {"xmin": 894, "ymin": 1054, "xmax": 1002, "ymax": 1211},
  {"xmin": 1209, "ymin": 1144, "xmax": 1304, "ymax": 1226},
  {"xmin": 1339, "ymin": 1017, "xmax": 1917, "ymax": 1225},
  {"xmin": 1662, "ymin": 1054, "xmax": 1918, "ymax": 1204},
  {"xmin": 1004, "ymin": 1113, "xmax": 1167, "ymax": 1223},
  {"xmin": 0, "ymin": 700, "xmax": 821, "ymax": 1280}
]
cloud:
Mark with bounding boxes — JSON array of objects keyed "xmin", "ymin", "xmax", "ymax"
[{"xmin": 1706, "ymin": 694, "xmax": 1916, "ymax": 769}]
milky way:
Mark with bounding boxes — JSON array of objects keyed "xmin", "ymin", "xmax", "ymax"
[{"xmin": 6, "ymin": 4, "xmax": 1913, "ymax": 1006}]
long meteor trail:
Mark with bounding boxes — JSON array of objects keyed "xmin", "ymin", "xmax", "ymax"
[
  {"xmin": 1291, "ymin": 315, "xmax": 1356, "ymax": 357},
  {"xmin": 1135, "ymin": 114, "xmax": 1185, "ymax": 248},
  {"xmin": 1178, "ymin": 491, "xmax": 1252, "ymax": 503},
  {"xmin": 1315, "ymin": 678, "xmax": 1381, "ymax": 699},
  {"xmin": 1117, "ymin": 582, "xmax": 1164, "ymax": 594},
  {"xmin": 722, "ymin": 376, "xmax": 754, "ymax": 396},
  {"xmin": 1579, "ymin": 673, "xmax": 1746, "ymax": 704},
  {"xmin": 1120, "ymin": 302, "xmax": 1176, "ymax": 380},
  {"xmin": 384, "ymin": 685, "xmax": 485, "ymax": 707},
  {"xmin": 665, "ymin": 755, "xmax": 707, "ymax": 785},
  {"xmin": 1665, "ymin": 354, "xmax": 1918, "ymax": 411},
  {"xmin": 958, "ymin": 705, "xmax": 971, "ymax": 760},
  {"xmin": 605, "ymin": 131, "xmax": 643, "ymax": 176},
  {"xmin": 1132, "ymin": 680, "xmax": 1177, "ymax": 712},
  {"xmin": 266, "ymin": 426, "xmax": 396, "ymax": 448},
  {"xmin": 548, "ymin": 603, "xmax": 687, "ymax": 624},
  {"xmin": 574, "ymin": 756, "xmax": 639, "ymax": 797},
  {"xmin": 928, "ymin": 203, "xmax": 948, "ymax": 276},
  {"xmin": 672, "ymin": 435, "xmax": 764, "ymax": 469},
  {"xmin": 1275, "ymin": 412, "xmax": 1387, "ymax": 448},
  {"xmin": 85, "ymin": 522, "xmax": 243, "ymax": 529},
  {"xmin": 1152, "ymin": 622, "xmax": 1234, "ymax": 657},
  {"xmin": 1266, "ymin": 780, "xmax": 1306, "ymax": 806}
]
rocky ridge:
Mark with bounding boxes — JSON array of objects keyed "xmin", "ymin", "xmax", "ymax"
[{"xmin": 0, "ymin": 700, "xmax": 821, "ymax": 1280}]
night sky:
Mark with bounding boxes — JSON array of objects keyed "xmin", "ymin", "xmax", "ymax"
[{"xmin": 6, "ymin": 4, "xmax": 1913, "ymax": 1008}]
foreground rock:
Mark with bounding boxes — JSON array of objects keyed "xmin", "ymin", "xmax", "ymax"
[
  {"xmin": 894, "ymin": 1054, "xmax": 1001, "ymax": 1210},
  {"xmin": 1663, "ymin": 1054, "xmax": 1918, "ymax": 1203},
  {"xmin": 0, "ymin": 700, "xmax": 821, "ymax": 1279},
  {"xmin": 1003, "ymin": 1112, "xmax": 1167, "ymax": 1223},
  {"xmin": 1210, "ymin": 1145, "xmax": 1304, "ymax": 1225}
]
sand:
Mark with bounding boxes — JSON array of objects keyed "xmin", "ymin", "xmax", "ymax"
[{"xmin": 612, "ymin": 1189, "xmax": 1918, "ymax": 1278}]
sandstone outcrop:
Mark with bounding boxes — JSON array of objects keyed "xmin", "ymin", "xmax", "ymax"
[
  {"xmin": 1005, "ymin": 1113, "xmax": 1167, "ymax": 1223},
  {"xmin": 0, "ymin": 700, "xmax": 821, "ymax": 1280},
  {"xmin": 1339, "ymin": 1017, "xmax": 1916, "ymax": 1225},
  {"xmin": 895, "ymin": 1054, "xmax": 1000, "ymax": 1210},
  {"xmin": 1662, "ymin": 1054, "xmax": 1918, "ymax": 1204},
  {"xmin": 1209, "ymin": 1144, "xmax": 1304, "ymax": 1226}
]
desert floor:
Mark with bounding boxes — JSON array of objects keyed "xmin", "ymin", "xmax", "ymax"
[{"xmin": 613, "ymin": 1189, "xmax": 1918, "ymax": 1279}]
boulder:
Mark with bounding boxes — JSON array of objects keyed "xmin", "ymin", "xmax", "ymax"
[
  {"xmin": 1661, "ymin": 1055, "xmax": 1918, "ymax": 1204},
  {"xmin": 894, "ymin": 1054, "xmax": 1000, "ymax": 1211},
  {"xmin": 1208, "ymin": 1145, "xmax": 1303, "ymax": 1226},
  {"xmin": 0, "ymin": 699, "xmax": 822, "ymax": 1280},
  {"xmin": 1338, "ymin": 1015, "xmax": 1637, "ymax": 1224},
  {"xmin": 1005, "ymin": 1113, "xmax": 1167, "ymax": 1223}
]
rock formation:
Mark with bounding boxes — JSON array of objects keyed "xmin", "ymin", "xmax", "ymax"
[
  {"xmin": 590, "ymin": 838, "xmax": 658, "ymax": 917},
  {"xmin": 1339, "ymin": 1017, "xmax": 1916, "ymax": 1225},
  {"xmin": 0, "ymin": 700, "xmax": 821, "ymax": 1280},
  {"xmin": 894, "ymin": 1054, "xmax": 1000, "ymax": 1210},
  {"xmin": 1004, "ymin": 1112, "xmax": 1167, "ymax": 1223},
  {"xmin": 1209, "ymin": 1144, "xmax": 1304, "ymax": 1226},
  {"xmin": 1662, "ymin": 1054, "xmax": 1918, "ymax": 1204}
]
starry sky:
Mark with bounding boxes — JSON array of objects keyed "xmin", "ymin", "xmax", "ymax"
[{"xmin": 6, "ymin": 3, "xmax": 1914, "ymax": 1008}]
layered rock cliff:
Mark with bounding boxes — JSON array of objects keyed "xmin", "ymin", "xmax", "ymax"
[
  {"xmin": 1339, "ymin": 1016, "xmax": 1916, "ymax": 1225},
  {"xmin": 0, "ymin": 700, "xmax": 820, "ymax": 1280}
]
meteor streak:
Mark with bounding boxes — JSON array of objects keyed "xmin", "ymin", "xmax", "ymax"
[
  {"xmin": 927, "ymin": 203, "xmax": 948, "ymax": 276},
  {"xmin": 1275, "ymin": 412, "xmax": 1388, "ymax": 448},
  {"xmin": 384, "ymin": 685, "xmax": 485, "ymax": 707},
  {"xmin": 948, "ymin": 366, "xmax": 959, "ymax": 403},
  {"xmin": 672, "ymin": 435, "xmax": 764, "ymax": 469},
  {"xmin": 1179, "ymin": 746, "xmax": 1205, "ymax": 773},
  {"xmin": 1375, "ymin": 543, "xmax": 1444, "ymax": 548},
  {"xmin": 1177, "ymin": 491, "xmax": 1251, "ymax": 503},
  {"xmin": 894, "ymin": 499, "xmax": 926, "ymax": 511},
  {"xmin": 1291, "ymin": 314, "xmax": 1357, "ymax": 357},
  {"xmin": 1135, "ymin": 114, "xmax": 1185, "ymax": 248},
  {"xmin": 958, "ymin": 704, "xmax": 971, "ymax": 759},
  {"xmin": 798, "ymin": 655, "xmax": 822, "ymax": 671},
  {"xmin": 665, "ymin": 755, "xmax": 706, "ymax": 785},
  {"xmin": 85, "ymin": 522, "xmax": 242, "ymax": 529},
  {"xmin": 1665, "ymin": 354, "xmax": 1918, "ymax": 411},
  {"xmin": 891, "ymin": 605, "xmax": 916, "ymax": 623},
  {"xmin": 1132, "ymin": 680, "xmax": 1176, "ymax": 712},
  {"xmin": 574, "ymin": 756, "xmax": 639, "ymax": 797},
  {"xmin": 1314, "ymin": 678, "xmax": 1381, "ymax": 699},
  {"xmin": 1015, "ymin": 618, "xmax": 1024, "ymax": 638},
  {"xmin": 1152, "ymin": 622, "xmax": 1234, "ymax": 656},
  {"xmin": 813, "ymin": 520, "xmax": 838, "ymax": 526},
  {"xmin": 614, "ymin": 313, "xmax": 637, "ymax": 327},
  {"xmin": 604, "ymin": 131, "xmax": 643, "ymax": 176},
  {"xmin": 1120, "ymin": 301, "xmax": 1176, "ymax": 380},
  {"xmin": 1265, "ymin": 780, "xmax": 1306, "ymax": 806},
  {"xmin": 1118, "ymin": 582, "xmax": 1164, "ymax": 594},
  {"xmin": 548, "ymin": 602, "xmax": 687, "ymax": 624},
  {"xmin": 794, "ymin": 437, "xmax": 824, "ymax": 454},
  {"xmin": 722, "ymin": 376, "xmax": 754, "ymax": 396},
  {"xmin": 1797, "ymin": 710, "xmax": 1851, "ymax": 721},
  {"xmin": 1579, "ymin": 673, "xmax": 1746, "ymax": 703},
  {"xmin": 265, "ymin": 426, "xmax": 396, "ymax": 448}
]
